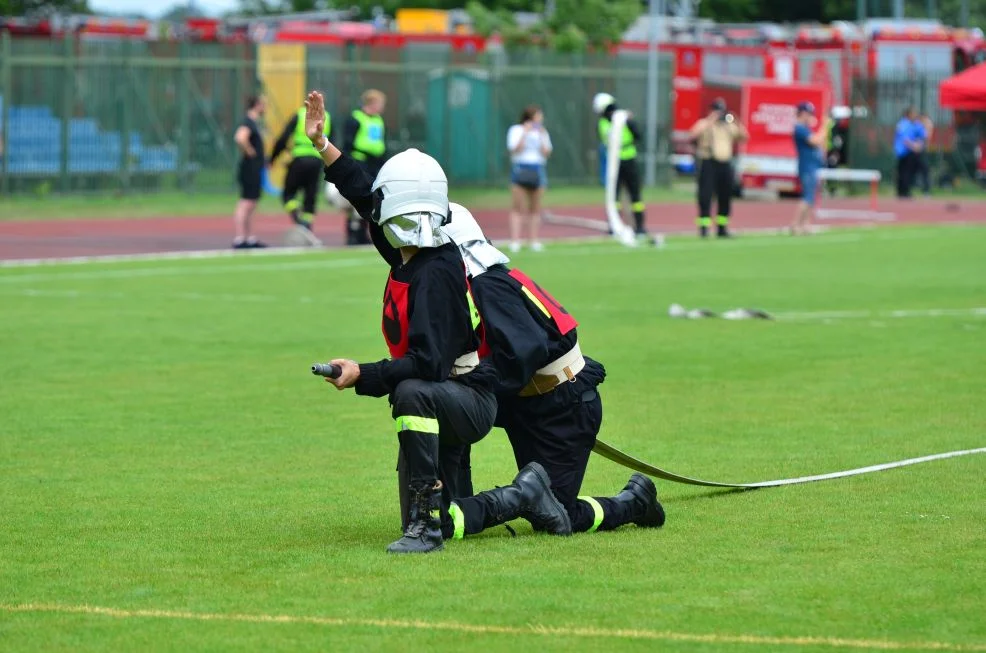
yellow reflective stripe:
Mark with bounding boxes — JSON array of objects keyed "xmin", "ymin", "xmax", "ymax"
[
  {"xmin": 717, "ymin": 215, "xmax": 730, "ymax": 225},
  {"xmin": 631, "ymin": 201, "xmax": 645, "ymax": 212},
  {"xmin": 521, "ymin": 286, "xmax": 551, "ymax": 319},
  {"xmin": 395, "ymin": 416, "xmax": 439, "ymax": 434},
  {"xmin": 299, "ymin": 213, "xmax": 314, "ymax": 226},
  {"xmin": 579, "ymin": 496, "xmax": 604, "ymax": 533},
  {"xmin": 285, "ymin": 198, "xmax": 300, "ymax": 211},
  {"xmin": 467, "ymin": 290, "xmax": 481, "ymax": 330},
  {"xmin": 697, "ymin": 216, "xmax": 712, "ymax": 227},
  {"xmin": 449, "ymin": 502, "xmax": 465, "ymax": 540}
]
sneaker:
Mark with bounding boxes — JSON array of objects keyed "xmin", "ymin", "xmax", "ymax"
[
  {"xmin": 530, "ymin": 241, "xmax": 544, "ymax": 253},
  {"xmin": 508, "ymin": 241, "xmax": 521, "ymax": 253},
  {"xmin": 247, "ymin": 240, "xmax": 268, "ymax": 248}
]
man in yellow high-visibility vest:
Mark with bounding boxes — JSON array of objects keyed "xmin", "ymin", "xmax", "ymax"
[
  {"xmin": 593, "ymin": 92, "xmax": 647, "ymax": 238},
  {"xmin": 340, "ymin": 89, "xmax": 388, "ymax": 246},
  {"xmin": 270, "ymin": 102, "xmax": 332, "ymax": 245}
]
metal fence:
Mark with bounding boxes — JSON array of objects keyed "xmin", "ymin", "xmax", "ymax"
[
  {"xmin": 0, "ymin": 33, "xmax": 674, "ymax": 195},
  {"xmin": 847, "ymin": 73, "xmax": 980, "ymax": 183}
]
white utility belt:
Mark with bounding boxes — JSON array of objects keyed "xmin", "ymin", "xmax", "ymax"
[
  {"xmin": 450, "ymin": 351, "xmax": 480, "ymax": 377},
  {"xmin": 519, "ymin": 342, "xmax": 586, "ymax": 397}
]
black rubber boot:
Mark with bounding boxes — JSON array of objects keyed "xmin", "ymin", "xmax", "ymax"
[
  {"xmin": 482, "ymin": 462, "xmax": 572, "ymax": 536},
  {"xmin": 717, "ymin": 224, "xmax": 732, "ymax": 239},
  {"xmin": 614, "ymin": 473, "xmax": 666, "ymax": 528},
  {"xmin": 387, "ymin": 482, "xmax": 444, "ymax": 554},
  {"xmin": 699, "ymin": 225, "xmax": 709, "ymax": 238}
]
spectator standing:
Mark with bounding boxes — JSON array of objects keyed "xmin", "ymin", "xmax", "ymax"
[
  {"xmin": 506, "ymin": 105, "xmax": 552, "ymax": 253},
  {"xmin": 894, "ymin": 107, "xmax": 923, "ymax": 198},
  {"xmin": 914, "ymin": 113, "xmax": 934, "ymax": 195},
  {"xmin": 791, "ymin": 101, "xmax": 828, "ymax": 236},
  {"xmin": 232, "ymin": 95, "xmax": 267, "ymax": 249}
]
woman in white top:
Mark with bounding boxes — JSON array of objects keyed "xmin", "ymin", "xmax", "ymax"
[{"xmin": 507, "ymin": 105, "xmax": 552, "ymax": 252}]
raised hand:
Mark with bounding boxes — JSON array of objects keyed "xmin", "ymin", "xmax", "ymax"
[{"xmin": 304, "ymin": 91, "xmax": 326, "ymax": 146}]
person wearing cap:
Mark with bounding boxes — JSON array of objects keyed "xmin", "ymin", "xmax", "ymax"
[
  {"xmin": 791, "ymin": 101, "xmax": 829, "ymax": 236},
  {"xmin": 593, "ymin": 92, "xmax": 649, "ymax": 238},
  {"xmin": 689, "ymin": 98, "xmax": 748, "ymax": 238},
  {"xmin": 440, "ymin": 205, "xmax": 666, "ymax": 539},
  {"xmin": 302, "ymin": 90, "xmax": 569, "ymax": 554}
]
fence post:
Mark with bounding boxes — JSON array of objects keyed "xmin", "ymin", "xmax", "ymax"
[
  {"xmin": 1, "ymin": 31, "xmax": 11, "ymax": 195},
  {"xmin": 178, "ymin": 41, "xmax": 191, "ymax": 191},
  {"xmin": 232, "ymin": 43, "xmax": 242, "ymax": 164},
  {"xmin": 120, "ymin": 38, "xmax": 132, "ymax": 193},
  {"xmin": 61, "ymin": 33, "xmax": 73, "ymax": 193}
]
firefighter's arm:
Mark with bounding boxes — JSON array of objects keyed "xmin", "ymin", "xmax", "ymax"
[{"xmin": 269, "ymin": 114, "xmax": 298, "ymax": 164}]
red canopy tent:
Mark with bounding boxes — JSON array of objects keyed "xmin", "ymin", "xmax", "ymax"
[{"xmin": 939, "ymin": 62, "xmax": 986, "ymax": 110}]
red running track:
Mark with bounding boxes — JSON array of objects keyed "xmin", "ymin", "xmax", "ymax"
[{"xmin": 0, "ymin": 197, "xmax": 983, "ymax": 261}]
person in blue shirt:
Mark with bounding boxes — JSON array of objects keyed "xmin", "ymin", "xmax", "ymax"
[
  {"xmin": 912, "ymin": 113, "xmax": 932, "ymax": 195},
  {"xmin": 894, "ymin": 107, "xmax": 924, "ymax": 198},
  {"xmin": 791, "ymin": 101, "xmax": 829, "ymax": 236}
]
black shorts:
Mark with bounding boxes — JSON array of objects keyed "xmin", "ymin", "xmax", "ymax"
[{"xmin": 238, "ymin": 163, "xmax": 262, "ymax": 201}]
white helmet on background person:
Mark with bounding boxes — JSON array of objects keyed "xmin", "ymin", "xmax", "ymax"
[
  {"xmin": 324, "ymin": 181, "xmax": 351, "ymax": 210},
  {"xmin": 371, "ymin": 148, "xmax": 451, "ymax": 249},
  {"xmin": 593, "ymin": 92, "xmax": 615, "ymax": 115},
  {"xmin": 442, "ymin": 203, "xmax": 510, "ymax": 278}
]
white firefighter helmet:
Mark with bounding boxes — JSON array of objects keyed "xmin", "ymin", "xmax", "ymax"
[
  {"xmin": 442, "ymin": 203, "xmax": 510, "ymax": 277},
  {"xmin": 593, "ymin": 92, "xmax": 615, "ymax": 115},
  {"xmin": 371, "ymin": 148, "xmax": 450, "ymax": 249}
]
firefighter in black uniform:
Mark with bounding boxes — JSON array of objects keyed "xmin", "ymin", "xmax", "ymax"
[
  {"xmin": 593, "ymin": 92, "xmax": 648, "ymax": 237},
  {"xmin": 690, "ymin": 98, "xmax": 748, "ymax": 238},
  {"xmin": 269, "ymin": 103, "xmax": 332, "ymax": 245},
  {"xmin": 341, "ymin": 89, "xmax": 388, "ymax": 246},
  {"xmin": 440, "ymin": 204, "xmax": 666, "ymax": 539},
  {"xmin": 303, "ymin": 91, "xmax": 569, "ymax": 554}
]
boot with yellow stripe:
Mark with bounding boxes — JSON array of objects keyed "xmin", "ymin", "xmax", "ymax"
[{"xmin": 448, "ymin": 462, "xmax": 571, "ymax": 539}]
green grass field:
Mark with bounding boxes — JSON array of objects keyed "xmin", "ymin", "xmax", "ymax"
[
  {"xmin": 0, "ymin": 185, "xmax": 692, "ymax": 221},
  {"xmin": 1, "ymin": 181, "xmax": 983, "ymax": 222},
  {"xmin": 1, "ymin": 225, "xmax": 985, "ymax": 652}
]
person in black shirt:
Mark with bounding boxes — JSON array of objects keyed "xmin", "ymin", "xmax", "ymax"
[
  {"xmin": 232, "ymin": 95, "xmax": 267, "ymax": 249},
  {"xmin": 440, "ymin": 205, "xmax": 666, "ymax": 539},
  {"xmin": 303, "ymin": 90, "xmax": 569, "ymax": 554}
]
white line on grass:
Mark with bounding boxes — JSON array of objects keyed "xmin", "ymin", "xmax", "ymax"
[
  {"xmin": 2, "ymin": 603, "xmax": 984, "ymax": 651},
  {"xmin": 5, "ymin": 284, "xmax": 984, "ymax": 324},
  {"xmin": 0, "ymin": 224, "xmax": 961, "ymax": 274},
  {"xmin": 0, "ymin": 245, "xmax": 326, "ymax": 268},
  {"xmin": 0, "ymin": 287, "xmax": 376, "ymax": 306},
  {"xmin": 0, "ymin": 256, "xmax": 380, "ymax": 284},
  {"xmin": 775, "ymin": 307, "xmax": 986, "ymax": 321}
]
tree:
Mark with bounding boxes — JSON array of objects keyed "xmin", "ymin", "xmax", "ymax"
[
  {"xmin": 234, "ymin": 0, "xmax": 332, "ymax": 15},
  {"xmin": 0, "ymin": 0, "xmax": 89, "ymax": 15},
  {"xmin": 465, "ymin": 0, "xmax": 641, "ymax": 51}
]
